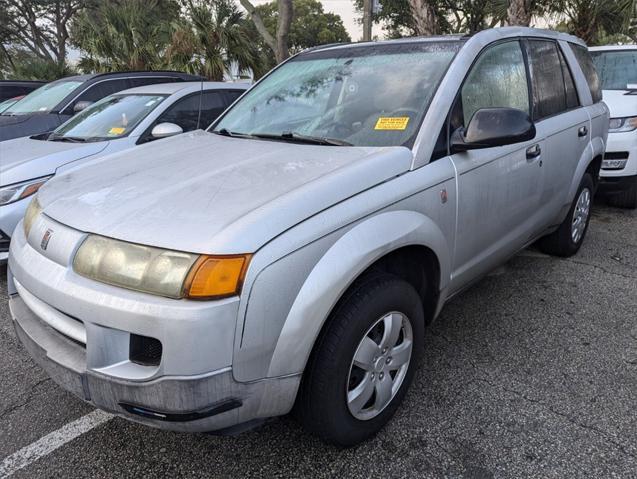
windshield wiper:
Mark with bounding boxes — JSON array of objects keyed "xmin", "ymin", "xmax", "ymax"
[
  {"xmin": 48, "ymin": 134, "xmax": 89, "ymax": 143},
  {"xmin": 250, "ymin": 131, "xmax": 352, "ymax": 146},
  {"xmin": 213, "ymin": 128, "xmax": 257, "ymax": 139}
]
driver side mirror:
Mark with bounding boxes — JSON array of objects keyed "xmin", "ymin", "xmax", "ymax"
[
  {"xmin": 450, "ymin": 107, "xmax": 535, "ymax": 154},
  {"xmin": 151, "ymin": 122, "xmax": 183, "ymax": 139},
  {"xmin": 73, "ymin": 101, "xmax": 93, "ymax": 113}
]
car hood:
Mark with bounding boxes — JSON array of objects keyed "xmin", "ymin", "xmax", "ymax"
[
  {"xmin": 0, "ymin": 113, "xmax": 65, "ymax": 142},
  {"xmin": 602, "ymin": 90, "xmax": 637, "ymax": 118},
  {"xmin": 38, "ymin": 130, "xmax": 413, "ymax": 254},
  {"xmin": 0, "ymin": 136, "xmax": 109, "ymax": 186}
]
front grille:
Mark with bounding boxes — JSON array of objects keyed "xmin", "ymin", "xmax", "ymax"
[
  {"xmin": 0, "ymin": 229, "xmax": 10, "ymax": 253},
  {"xmin": 129, "ymin": 334, "xmax": 162, "ymax": 366},
  {"xmin": 605, "ymin": 151, "xmax": 629, "ymax": 160}
]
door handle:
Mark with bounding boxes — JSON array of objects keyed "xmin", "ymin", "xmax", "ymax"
[
  {"xmin": 578, "ymin": 126, "xmax": 588, "ymax": 137},
  {"xmin": 526, "ymin": 144, "xmax": 541, "ymax": 160}
]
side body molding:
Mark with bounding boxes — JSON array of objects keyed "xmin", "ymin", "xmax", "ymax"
[{"xmin": 266, "ymin": 210, "xmax": 451, "ymax": 378}]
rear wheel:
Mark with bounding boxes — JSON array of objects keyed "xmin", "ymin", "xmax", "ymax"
[
  {"xmin": 538, "ymin": 173, "xmax": 594, "ymax": 257},
  {"xmin": 295, "ymin": 273, "xmax": 424, "ymax": 446},
  {"xmin": 607, "ymin": 179, "xmax": 637, "ymax": 209}
]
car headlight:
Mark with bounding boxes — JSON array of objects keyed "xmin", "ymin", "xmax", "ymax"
[
  {"xmin": 73, "ymin": 235, "xmax": 251, "ymax": 300},
  {"xmin": 0, "ymin": 176, "xmax": 51, "ymax": 206},
  {"xmin": 609, "ymin": 116, "xmax": 637, "ymax": 133},
  {"xmin": 23, "ymin": 196, "xmax": 42, "ymax": 238}
]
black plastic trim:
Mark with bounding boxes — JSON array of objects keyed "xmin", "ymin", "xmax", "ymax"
[{"xmin": 119, "ymin": 398, "xmax": 243, "ymax": 422}]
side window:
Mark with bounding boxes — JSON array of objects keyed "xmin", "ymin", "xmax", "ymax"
[
  {"xmin": 198, "ymin": 91, "xmax": 227, "ymax": 128},
  {"xmin": 526, "ymin": 40, "xmax": 567, "ymax": 120},
  {"xmin": 570, "ymin": 43, "xmax": 602, "ymax": 103},
  {"xmin": 225, "ymin": 89, "xmax": 244, "ymax": 104},
  {"xmin": 154, "ymin": 94, "xmax": 201, "ymax": 132},
  {"xmin": 460, "ymin": 41, "xmax": 530, "ymax": 126},
  {"xmin": 70, "ymin": 79, "xmax": 131, "ymax": 111},
  {"xmin": 558, "ymin": 46, "xmax": 579, "ymax": 109}
]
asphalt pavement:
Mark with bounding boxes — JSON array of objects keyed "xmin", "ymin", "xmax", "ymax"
[{"xmin": 0, "ymin": 202, "xmax": 635, "ymax": 478}]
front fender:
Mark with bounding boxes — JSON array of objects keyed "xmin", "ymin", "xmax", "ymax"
[{"xmin": 266, "ymin": 209, "xmax": 450, "ymax": 378}]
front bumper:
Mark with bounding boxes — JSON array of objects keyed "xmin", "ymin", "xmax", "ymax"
[
  {"xmin": 597, "ymin": 174, "xmax": 637, "ymax": 195},
  {"xmin": 602, "ymin": 130, "xmax": 637, "ymax": 179},
  {"xmin": 7, "ymin": 215, "xmax": 299, "ymax": 432},
  {"xmin": 0, "ymin": 196, "xmax": 31, "ymax": 263}
]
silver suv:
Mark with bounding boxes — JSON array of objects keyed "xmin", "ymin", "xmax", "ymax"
[{"xmin": 8, "ymin": 28, "xmax": 608, "ymax": 446}]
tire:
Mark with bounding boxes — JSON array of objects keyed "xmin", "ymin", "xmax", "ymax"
[
  {"xmin": 538, "ymin": 173, "xmax": 594, "ymax": 257},
  {"xmin": 295, "ymin": 273, "xmax": 425, "ymax": 447},
  {"xmin": 607, "ymin": 179, "xmax": 637, "ymax": 209}
]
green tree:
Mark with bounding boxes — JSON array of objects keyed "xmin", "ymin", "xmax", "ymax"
[
  {"xmin": 240, "ymin": 0, "xmax": 293, "ymax": 63},
  {"xmin": 253, "ymin": 0, "xmax": 350, "ymax": 51},
  {"xmin": 354, "ymin": 0, "xmax": 505, "ymax": 37},
  {"xmin": 244, "ymin": 0, "xmax": 350, "ymax": 70},
  {"xmin": 0, "ymin": 0, "xmax": 84, "ymax": 77},
  {"xmin": 166, "ymin": 0, "xmax": 266, "ymax": 80},
  {"xmin": 550, "ymin": 0, "xmax": 633, "ymax": 45},
  {"xmin": 70, "ymin": 0, "xmax": 180, "ymax": 71}
]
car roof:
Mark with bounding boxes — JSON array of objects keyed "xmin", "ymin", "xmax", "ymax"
[
  {"xmin": 116, "ymin": 81, "xmax": 250, "ymax": 96},
  {"xmin": 306, "ymin": 27, "xmax": 586, "ymax": 55},
  {"xmin": 589, "ymin": 45, "xmax": 637, "ymax": 51},
  {"xmin": 0, "ymin": 80, "xmax": 47, "ymax": 86},
  {"xmin": 50, "ymin": 71, "xmax": 204, "ymax": 85}
]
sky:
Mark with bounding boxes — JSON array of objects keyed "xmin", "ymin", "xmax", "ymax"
[{"xmin": 245, "ymin": 0, "xmax": 363, "ymax": 41}]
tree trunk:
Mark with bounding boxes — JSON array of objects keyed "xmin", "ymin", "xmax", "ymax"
[
  {"xmin": 362, "ymin": 0, "xmax": 372, "ymax": 41},
  {"xmin": 408, "ymin": 0, "xmax": 438, "ymax": 36},
  {"xmin": 276, "ymin": 0, "xmax": 293, "ymax": 62},
  {"xmin": 507, "ymin": 0, "xmax": 533, "ymax": 26},
  {"xmin": 240, "ymin": 0, "xmax": 292, "ymax": 64}
]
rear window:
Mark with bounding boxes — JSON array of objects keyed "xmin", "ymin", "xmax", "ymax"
[{"xmin": 570, "ymin": 43, "xmax": 602, "ymax": 103}]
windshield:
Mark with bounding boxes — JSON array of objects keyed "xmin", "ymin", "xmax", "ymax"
[
  {"xmin": 213, "ymin": 42, "xmax": 461, "ymax": 147},
  {"xmin": 52, "ymin": 94, "xmax": 167, "ymax": 141},
  {"xmin": 0, "ymin": 97, "xmax": 20, "ymax": 114},
  {"xmin": 3, "ymin": 80, "xmax": 82, "ymax": 115},
  {"xmin": 590, "ymin": 50, "xmax": 637, "ymax": 90}
]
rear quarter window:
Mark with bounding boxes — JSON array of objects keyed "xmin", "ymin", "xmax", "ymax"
[{"xmin": 569, "ymin": 43, "xmax": 602, "ymax": 103}]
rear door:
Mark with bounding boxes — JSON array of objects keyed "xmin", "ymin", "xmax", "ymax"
[
  {"xmin": 569, "ymin": 43, "xmax": 608, "ymax": 154},
  {"xmin": 449, "ymin": 40, "xmax": 546, "ymax": 292},
  {"xmin": 523, "ymin": 39, "xmax": 591, "ymax": 226}
]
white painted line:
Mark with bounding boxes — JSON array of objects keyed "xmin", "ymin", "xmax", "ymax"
[{"xmin": 0, "ymin": 410, "xmax": 112, "ymax": 478}]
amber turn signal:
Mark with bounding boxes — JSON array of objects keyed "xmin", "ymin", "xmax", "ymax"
[{"xmin": 184, "ymin": 254, "xmax": 251, "ymax": 299}]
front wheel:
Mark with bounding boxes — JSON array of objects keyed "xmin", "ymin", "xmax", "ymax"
[
  {"xmin": 538, "ymin": 173, "xmax": 594, "ymax": 257},
  {"xmin": 295, "ymin": 273, "xmax": 424, "ymax": 446}
]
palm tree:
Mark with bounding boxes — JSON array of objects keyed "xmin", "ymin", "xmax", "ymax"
[
  {"xmin": 72, "ymin": 0, "xmax": 179, "ymax": 71},
  {"xmin": 167, "ymin": 0, "xmax": 266, "ymax": 80},
  {"xmin": 554, "ymin": 0, "xmax": 632, "ymax": 44}
]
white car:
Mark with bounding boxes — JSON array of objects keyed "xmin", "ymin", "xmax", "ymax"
[
  {"xmin": 590, "ymin": 45, "xmax": 637, "ymax": 208},
  {"xmin": 0, "ymin": 81, "xmax": 247, "ymax": 260}
]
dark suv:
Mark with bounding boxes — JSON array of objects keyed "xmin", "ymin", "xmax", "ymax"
[
  {"xmin": 0, "ymin": 71, "xmax": 202, "ymax": 142},
  {"xmin": 0, "ymin": 80, "xmax": 47, "ymax": 102}
]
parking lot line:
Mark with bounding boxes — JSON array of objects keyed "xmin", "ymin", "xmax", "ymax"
[{"xmin": 0, "ymin": 410, "xmax": 112, "ymax": 478}]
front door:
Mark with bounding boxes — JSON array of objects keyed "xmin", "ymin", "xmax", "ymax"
[{"xmin": 449, "ymin": 40, "xmax": 545, "ymax": 293}]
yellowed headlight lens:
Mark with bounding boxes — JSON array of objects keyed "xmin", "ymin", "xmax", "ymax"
[
  {"xmin": 23, "ymin": 197, "xmax": 42, "ymax": 238},
  {"xmin": 184, "ymin": 255, "xmax": 251, "ymax": 299},
  {"xmin": 73, "ymin": 235, "xmax": 198, "ymax": 299}
]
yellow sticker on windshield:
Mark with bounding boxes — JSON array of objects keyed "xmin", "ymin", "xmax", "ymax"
[
  {"xmin": 375, "ymin": 117, "xmax": 410, "ymax": 131},
  {"xmin": 109, "ymin": 127, "xmax": 125, "ymax": 135}
]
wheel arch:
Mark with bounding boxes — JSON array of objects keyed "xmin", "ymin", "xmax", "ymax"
[{"xmin": 265, "ymin": 210, "xmax": 450, "ymax": 378}]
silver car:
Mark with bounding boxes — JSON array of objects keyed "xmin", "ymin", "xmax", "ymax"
[
  {"xmin": 0, "ymin": 81, "xmax": 247, "ymax": 261},
  {"xmin": 7, "ymin": 28, "xmax": 608, "ymax": 446}
]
